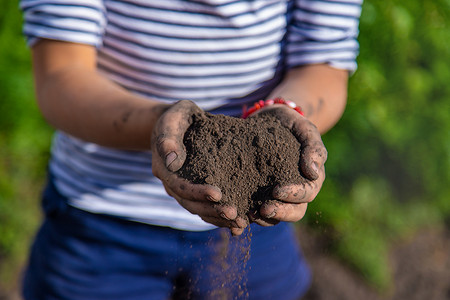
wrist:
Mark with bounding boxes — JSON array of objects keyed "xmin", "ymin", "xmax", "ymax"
[{"xmin": 242, "ymin": 97, "xmax": 304, "ymax": 119}]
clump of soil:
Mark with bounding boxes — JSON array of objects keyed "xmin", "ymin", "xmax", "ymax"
[{"xmin": 178, "ymin": 112, "xmax": 306, "ymax": 220}]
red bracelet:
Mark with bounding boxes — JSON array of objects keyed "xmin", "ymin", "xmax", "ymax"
[{"xmin": 242, "ymin": 97, "xmax": 304, "ymax": 119}]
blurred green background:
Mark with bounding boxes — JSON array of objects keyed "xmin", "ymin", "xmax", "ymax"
[{"xmin": 0, "ymin": 0, "xmax": 449, "ymax": 296}]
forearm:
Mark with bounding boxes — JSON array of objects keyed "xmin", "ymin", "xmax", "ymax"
[
  {"xmin": 268, "ymin": 64, "xmax": 349, "ymax": 134},
  {"xmin": 32, "ymin": 41, "xmax": 169, "ymax": 150}
]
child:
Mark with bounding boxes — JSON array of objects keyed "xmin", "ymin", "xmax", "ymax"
[{"xmin": 20, "ymin": 0, "xmax": 362, "ymax": 299}]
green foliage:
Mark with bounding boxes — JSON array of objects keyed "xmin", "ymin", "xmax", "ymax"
[
  {"xmin": 0, "ymin": 0, "xmax": 53, "ymax": 287},
  {"xmin": 304, "ymin": 0, "xmax": 450, "ymax": 291}
]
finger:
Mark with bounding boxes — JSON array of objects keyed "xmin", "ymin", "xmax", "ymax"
[
  {"xmin": 273, "ymin": 165, "xmax": 325, "ymax": 203},
  {"xmin": 153, "ymin": 152, "xmax": 222, "ymax": 202},
  {"xmin": 260, "ymin": 201, "xmax": 308, "ymax": 222},
  {"xmin": 200, "ymin": 216, "xmax": 247, "ymax": 236},
  {"xmin": 248, "ymin": 209, "xmax": 279, "ymax": 227},
  {"xmin": 175, "ymin": 197, "xmax": 236, "ymax": 220},
  {"xmin": 234, "ymin": 216, "xmax": 249, "ymax": 228},
  {"xmin": 153, "ymin": 100, "xmax": 203, "ymax": 172},
  {"xmin": 156, "ymin": 138, "xmax": 187, "ymax": 173},
  {"xmin": 230, "ymin": 227, "xmax": 246, "ymax": 236},
  {"xmin": 176, "ymin": 197, "xmax": 216, "ymax": 216},
  {"xmin": 249, "ymin": 215, "xmax": 279, "ymax": 227},
  {"xmin": 273, "ymin": 184, "xmax": 308, "ymax": 203},
  {"xmin": 292, "ymin": 120, "xmax": 328, "ymax": 181},
  {"xmin": 200, "ymin": 216, "xmax": 235, "ymax": 228},
  {"xmin": 201, "ymin": 212, "xmax": 248, "ymax": 229},
  {"xmin": 165, "ymin": 183, "xmax": 237, "ymax": 221},
  {"xmin": 300, "ymin": 140, "xmax": 327, "ymax": 181},
  {"xmin": 217, "ymin": 205, "xmax": 238, "ymax": 221}
]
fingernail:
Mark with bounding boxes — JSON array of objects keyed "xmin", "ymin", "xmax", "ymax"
[
  {"xmin": 220, "ymin": 213, "xmax": 231, "ymax": 220},
  {"xmin": 311, "ymin": 162, "xmax": 319, "ymax": 176},
  {"xmin": 267, "ymin": 210, "xmax": 277, "ymax": 218},
  {"xmin": 273, "ymin": 186, "xmax": 287, "ymax": 199},
  {"xmin": 207, "ymin": 195, "xmax": 218, "ymax": 202},
  {"xmin": 276, "ymin": 190, "xmax": 288, "ymax": 199},
  {"xmin": 165, "ymin": 152, "xmax": 177, "ymax": 168}
]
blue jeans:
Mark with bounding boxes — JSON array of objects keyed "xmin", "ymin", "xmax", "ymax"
[{"xmin": 22, "ymin": 179, "xmax": 311, "ymax": 300}]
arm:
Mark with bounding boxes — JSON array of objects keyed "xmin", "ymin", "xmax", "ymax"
[
  {"xmin": 31, "ymin": 39, "xmax": 169, "ymax": 150},
  {"xmin": 32, "ymin": 39, "xmax": 244, "ymax": 233}
]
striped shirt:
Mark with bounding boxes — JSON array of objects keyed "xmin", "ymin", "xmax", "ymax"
[{"xmin": 21, "ymin": 0, "xmax": 362, "ymax": 231}]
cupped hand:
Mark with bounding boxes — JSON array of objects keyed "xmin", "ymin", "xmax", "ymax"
[
  {"xmin": 151, "ymin": 100, "xmax": 247, "ymax": 235},
  {"xmin": 247, "ymin": 103, "xmax": 327, "ymax": 226}
]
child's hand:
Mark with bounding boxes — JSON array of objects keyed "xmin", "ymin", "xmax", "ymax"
[
  {"xmin": 248, "ymin": 104, "xmax": 327, "ymax": 226},
  {"xmin": 151, "ymin": 100, "xmax": 247, "ymax": 235}
]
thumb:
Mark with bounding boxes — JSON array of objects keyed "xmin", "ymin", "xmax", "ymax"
[
  {"xmin": 152, "ymin": 100, "xmax": 202, "ymax": 172},
  {"xmin": 156, "ymin": 137, "xmax": 187, "ymax": 172}
]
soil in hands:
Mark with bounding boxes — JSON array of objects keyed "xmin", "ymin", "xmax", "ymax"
[{"xmin": 178, "ymin": 112, "xmax": 306, "ymax": 223}]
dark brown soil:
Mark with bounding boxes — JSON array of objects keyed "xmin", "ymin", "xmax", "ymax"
[{"xmin": 178, "ymin": 112, "xmax": 305, "ymax": 220}]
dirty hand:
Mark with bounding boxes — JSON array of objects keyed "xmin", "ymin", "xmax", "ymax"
[
  {"xmin": 248, "ymin": 103, "xmax": 327, "ymax": 226},
  {"xmin": 151, "ymin": 100, "xmax": 247, "ymax": 235}
]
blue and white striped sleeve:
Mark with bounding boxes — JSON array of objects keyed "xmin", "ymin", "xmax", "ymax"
[
  {"xmin": 286, "ymin": 0, "xmax": 363, "ymax": 73},
  {"xmin": 20, "ymin": 0, "xmax": 106, "ymax": 47}
]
